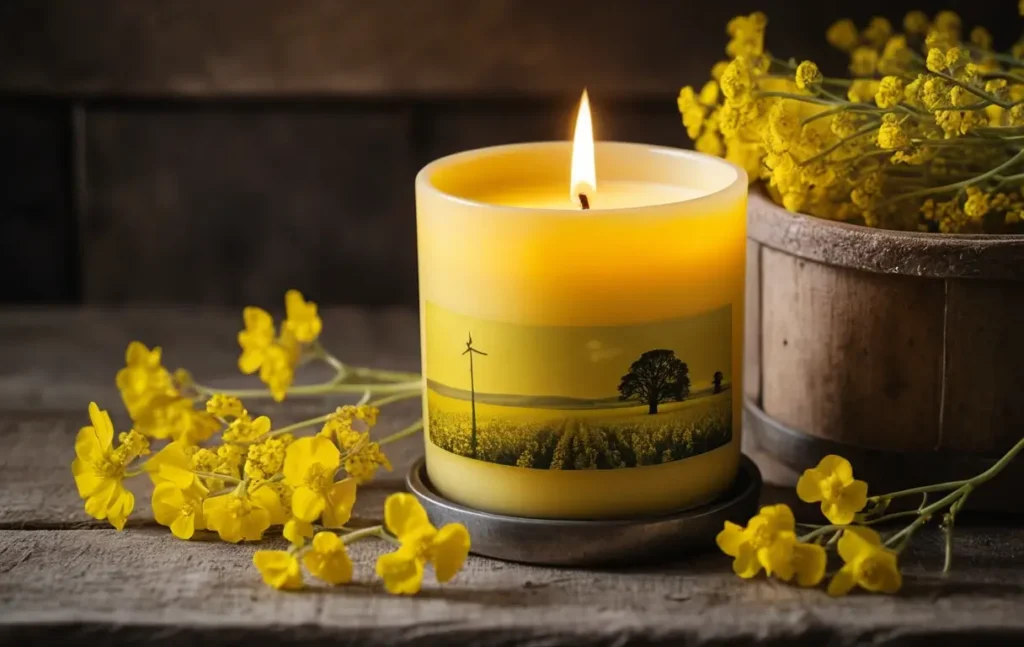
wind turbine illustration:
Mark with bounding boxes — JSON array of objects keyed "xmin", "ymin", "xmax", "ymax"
[{"xmin": 463, "ymin": 332, "xmax": 487, "ymax": 458}]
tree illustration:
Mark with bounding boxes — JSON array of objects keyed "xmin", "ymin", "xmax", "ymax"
[
  {"xmin": 462, "ymin": 332, "xmax": 487, "ymax": 457},
  {"xmin": 713, "ymin": 371, "xmax": 724, "ymax": 394},
  {"xmin": 618, "ymin": 349, "xmax": 690, "ymax": 414}
]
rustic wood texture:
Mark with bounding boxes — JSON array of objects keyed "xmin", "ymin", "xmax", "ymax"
[
  {"xmin": 1, "ymin": 1, "xmax": 1017, "ymax": 99},
  {"xmin": 760, "ymin": 248, "xmax": 946, "ymax": 451},
  {"xmin": 941, "ymin": 279, "xmax": 1024, "ymax": 454},
  {"xmin": 1, "ymin": 308, "xmax": 1023, "ymax": 643},
  {"xmin": 81, "ymin": 108, "xmax": 418, "ymax": 306},
  {"xmin": 743, "ymin": 240, "xmax": 761, "ymax": 405},
  {"xmin": 748, "ymin": 192, "xmax": 1024, "ymax": 280},
  {"xmin": 0, "ymin": 102, "xmax": 74, "ymax": 303}
]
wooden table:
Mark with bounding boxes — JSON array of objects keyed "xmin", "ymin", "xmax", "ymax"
[{"xmin": 2, "ymin": 308, "xmax": 1023, "ymax": 645}]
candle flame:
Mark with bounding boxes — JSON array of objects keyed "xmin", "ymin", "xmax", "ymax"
[{"xmin": 570, "ymin": 89, "xmax": 596, "ymax": 205}]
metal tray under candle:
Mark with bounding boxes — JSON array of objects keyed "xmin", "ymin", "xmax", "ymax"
[{"xmin": 406, "ymin": 455, "xmax": 762, "ymax": 567}]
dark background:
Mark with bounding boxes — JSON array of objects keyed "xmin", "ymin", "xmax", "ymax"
[{"xmin": 0, "ymin": 0, "xmax": 1016, "ymax": 307}]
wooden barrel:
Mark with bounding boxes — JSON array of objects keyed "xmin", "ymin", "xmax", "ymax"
[{"xmin": 743, "ymin": 190, "xmax": 1024, "ymax": 513}]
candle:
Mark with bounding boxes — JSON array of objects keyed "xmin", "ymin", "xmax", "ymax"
[{"xmin": 416, "ymin": 94, "xmax": 747, "ymax": 519}]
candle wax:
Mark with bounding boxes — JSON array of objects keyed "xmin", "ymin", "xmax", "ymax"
[{"xmin": 465, "ymin": 181, "xmax": 708, "ymax": 210}]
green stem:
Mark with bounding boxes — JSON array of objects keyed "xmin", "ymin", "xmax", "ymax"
[
  {"xmin": 368, "ymin": 390, "xmax": 422, "ymax": 408},
  {"xmin": 196, "ymin": 379, "xmax": 423, "ymax": 401},
  {"xmin": 799, "ymin": 525, "xmax": 843, "ymax": 543},
  {"xmin": 931, "ymin": 70, "xmax": 1014, "ymax": 109},
  {"xmin": 350, "ymin": 366, "xmax": 423, "ymax": 383},
  {"xmin": 799, "ymin": 123, "xmax": 879, "ymax": 166},
  {"xmin": 339, "ymin": 525, "xmax": 400, "ymax": 546},
  {"xmin": 377, "ymin": 419, "xmax": 424, "ymax": 446},
  {"xmin": 878, "ymin": 147, "xmax": 1024, "ymax": 206}
]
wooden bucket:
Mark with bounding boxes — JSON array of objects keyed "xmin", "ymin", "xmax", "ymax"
[{"xmin": 743, "ymin": 191, "xmax": 1024, "ymax": 513}]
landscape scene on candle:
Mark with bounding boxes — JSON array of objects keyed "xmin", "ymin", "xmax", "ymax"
[{"xmin": 424, "ymin": 303, "xmax": 733, "ymax": 470}]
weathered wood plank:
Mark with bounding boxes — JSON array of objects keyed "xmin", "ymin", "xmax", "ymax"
[
  {"xmin": 2, "ymin": 526, "xmax": 1022, "ymax": 645},
  {"xmin": 743, "ymin": 240, "xmax": 761, "ymax": 404},
  {"xmin": 941, "ymin": 279, "xmax": 1024, "ymax": 454},
  {"xmin": 81, "ymin": 108, "xmax": 417, "ymax": 306},
  {"xmin": 0, "ymin": 307, "xmax": 419, "ymax": 413},
  {"xmin": 761, "ymin": 248, "xmax": 946, "ymax": 451}
]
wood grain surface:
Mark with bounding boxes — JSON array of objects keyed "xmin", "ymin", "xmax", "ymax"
[{"xmin": 0, "ymin": 308, "xmax": 1023, "ymax": 645}]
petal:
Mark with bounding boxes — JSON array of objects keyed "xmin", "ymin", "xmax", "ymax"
[
  {"xmin": 431, "ymin": 524, "xmax": 471, "ymax": 583},
  {"xmin": 243, "ymin": 307, "xmax": 273, "ymax": 333},
  {"xmin": 795, "ymin": 468, "xmax": 825, "ymax": 503},
  {"xmin": 291, "ymin": 486, "xmax": 326, "ymax": 523},
  {"xmin": 304, "ymin": 550, "xmax": 353, "ymax": 585},
  {"xmin": 170, "ymin": 513, "xmax": 196, "ymax": 540},
  {"xmin": 251, "ymin": 484, "xmax": 285, "ymax": 525},
  {"xmin": 837, "ymin": 526, "xmax": 882, "ymax": 563},
  {"xmin": 869, "ymin": 553, "xmax": 902, "ymax": 594},
  {"xmin": 758, "ymin": 532, "xmax": 795, "ymax": 581},
  {"xmin": 284, "ymin": 519, "xmax": 315, "ymax": 546},
  {"xmin": 83, "ymin": 480, "xmax": 117, "ymax": 520},
  {"xmin": 822, "ymin": 501, "xmax": 855, "ymax": 526},
  {"xmin": 715, "ymin": 521, "xmax": 747, "ymax": 557},
  {"xmin": 74, "ymin": 425, "xmax": 104, "ymax": 463},
  {"xmin": 87, "ymin": 403, "xmax": 114, "ymax": 450},
  {"xmin": 106, "ymin": 487, "xmax": 134, "ymax": 531},
  {"xmin": 242, "ymin": 507, "xmax": 272, "ymax": 541},
  {"xmin": 732, "ymin": 543, "xmax": 761, "ymax": 579},
  {"xmin": 238, "ymin": 349, "xmax": 264, "ymax": 375},
  {"xmin": 384, "ymin": 493, "xmax": 432, "ymax": 539},
  {"xmin": 309, "ymin": 437, "xmax": 341, "ymax": 470},
  {"xmin": 284, "ymin": 290, "xmax": 305, "ymax": 318},
  {"xmin": 841, "ymin": 480, "xmax": 869, "ymax": 514},
  {"xmin": 827, "ymin": 565, "xmax": 858, "ymax": 596},
  {"xmin": 251, "ymin": 416, "xmax": 272, "ymax": 436},
  {"xmin": 152, "ymin": 482, "xmax": 186, "ymax": 526},
  {"xmin": 312, "ymin": 531, "xmax": 342, "ymax": 554},
  {"xmin": 760, "ymin": 503, "xmax": 795, "ymax": 533},
  {"xmin": 253, "ymin": 551, "xmax": 303, "ymax": 590},
  {"xmin": 322, "ymin": 479, "xmax": 357, "ymax": 528},
  {"xmin": 71, "ymin": 459, "xmax": 105, "ymax": 498},
  {"xmin": 125, "ymin": 341, "xmax": 150, "ymax": 366},
  {"xmin": 376, "ymin": 548, "xmax": 424, "ymax": 595},
  {"xmin": 792, "ymin": 542, "xmax": 827, "ymax": 587},
  {"xmin": 817, "ymin": 455, "xmax": 854, "ymax": 484}
]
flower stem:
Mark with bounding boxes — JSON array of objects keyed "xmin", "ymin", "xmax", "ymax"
[
  {"xmin": 878, "ymin": 147, "xmax": 1024, "ymax": 206},
  {"xmin": 195, "ymin": 379, "xmax": 423, "ymax": 401},
  {"xmin": 368, "ymin": 390, "xmax": 422, "ymax": 408},
  {"xmin": 339, "ymin": 525, "xmax": 400, "ymax": 546},
  {"xmin": 192, "ymin": 470, "xmax": 241, "ymax": 485},
  {"xmin": 377, "ymin": 419, "xmax": 424, "ymax": 446}
]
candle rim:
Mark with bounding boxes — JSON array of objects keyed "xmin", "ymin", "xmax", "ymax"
[{"xmin": 417, "ymin": 141, "xmax": 748, "ymax": 216}]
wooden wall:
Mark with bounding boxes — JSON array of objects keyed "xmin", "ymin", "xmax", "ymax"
[{"xmin": 0, "ymin": 0, "xmax": 1014, "ymax": 305}]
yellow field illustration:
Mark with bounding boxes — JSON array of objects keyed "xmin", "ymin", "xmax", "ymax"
[{"xmin": 424, "ymin": 302, "xmax": 733, "ymax": 470}]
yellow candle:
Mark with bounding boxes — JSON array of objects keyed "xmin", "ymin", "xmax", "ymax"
[{"xmin": 416, "ymin": 105, "xmax": 747, "ymax": 519}]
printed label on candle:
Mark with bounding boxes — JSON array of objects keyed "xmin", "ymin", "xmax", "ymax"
[{"xmin": 424, "ymin": 302, "xmax": 733, "ymax": 470}]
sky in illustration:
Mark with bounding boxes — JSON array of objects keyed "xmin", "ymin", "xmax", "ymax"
[{"xmin": 425, "ymin": 302, "xmax": 731, "ymax": 399}]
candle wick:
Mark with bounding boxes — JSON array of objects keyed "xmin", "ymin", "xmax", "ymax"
[{"xmin": 578, "ymin": 193, "xmax": 590, "ymax": 210}]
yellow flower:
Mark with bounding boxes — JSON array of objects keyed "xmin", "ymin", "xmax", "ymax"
[
  {"xmin": 261, "ymin": 334, "xmax": 299, "ymax": 402},
  {"xmin": 282, "ymin": 436, "xmax": 358, "ymax": 526},
  {"xmin": 236, "ymin": 302, "xmax": 301, "ymax": 402},
  {"xmin": 725, "ymin": 12, "xmax": 767, "ymax": 58},
  {"xmin": 244, "ymin": 432, "xmax": 291, "ymax": 480},
  {"xmin": 695, "ymin": 130, "xmax": 724, "ymax": 157},
  {"xmin": 926, "ymin": 48, "xmax": 947, "ymax": 74},
  {"xmin": 222, "ymin": 414, "xmax": 270, "ymax": 443},
  {"xmin": 831, "ymin": 112, "xmax": 859, "ymax": 138},
  {"xmin": 375, "ymin": 493, "xmax": 471, "ymax": 595},
  {"xmin": 794, "ymin": 61, "xmax": 822, "ymax": 90},
  {"xmin": 152, "ymin": 480, "xmax": 208, "ymax": 540},
  {"xmin": 284, "ymin": 517, "xmax": 315, "ymax": 546},
  {"xmin": 963, "ymin": 187, "xmax": 991, "ymax": 220},
  {"xmin": 116, "ymin": 342, "xmax": 174, "ymax": 418},
  {"xmin": 710, "ymin": 60, "xmax": 730, "ymax": 81},
  {"xmin": 283, "ymin": 289, "xmax": 322, "ymax": 344},
  {"xmin": 677, "ymin": 86, "xmax": 707, "ymax": 139},
  {"xmin": 71, "ymin": 403, "xmax": 148, "ymax": 531},
  {"xmin": 303, "ymin": 531, "xmax": 354, "ymax": 585},
  {"xmin": 971, "ymin": 27, "xmax": 993, "ymax": 51},
  {"xmin": 847, "ymin": 80, "xmax": 880, "ymax": 103},
  {"xmin": 861, "ymin": 17, "xmax": 891, "ymax": 49},
  {"xmin": 238, "ymin": 307, "xmax": 275, "ymax": 373},
  {"xmin": 903, "ymin": 11, "xmax": 929, "ymax": 35},
  {"xmin": 797, "ymin": 455, "xmax": 868, "ymax": 524},
  {"xmin": 203, "ymin": 485, "xmax": 283, "ymax": 543},
  {"xmin": 144, "ymin": 439, "xmax": 196, "ymax": 487},
  {"xmin": 716, "ymin": 503, "xmax": 796, "ymax": 578},
  {"xmin": 698, "ymin": 80, "xmax": 720, "ymax": 106},
  {"xmin": 879, "ymin": 36, "xmax": 911, "ymax": 76},
  {"xmin": 132, "ymin": 394, "xmax": 220, "ymax": 444},
  {"xmin": 849, "ymin": 47, "xmax": 878, "ymax": 77},
  {"xmin": 874, "ymin": 76, "xmax": 904, "ymax": 109},
  {"xmin": 826, "ymin": 19, "xmax": 859, "ymax": 52},
  {"xmin": 253, "ymin": 551, "xmax": 304, "ymax": 590},
  {"xmin": 720, "ymin": 58, "xmax": 753, "ymax": 106},
  {"xmin": 933, "ymin": 10, "xmax": 961, "ymax": 39},
  {"xmin": 828, "ymin": 526, "xmax": 901, "ymax": 596},
  {"xmin": 206, "ymin": 394, "xmax": 246, "ymax": 419},
  {"xmin": 876, "ymin": 114, "xmax": 910, "ymax": 151}
]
